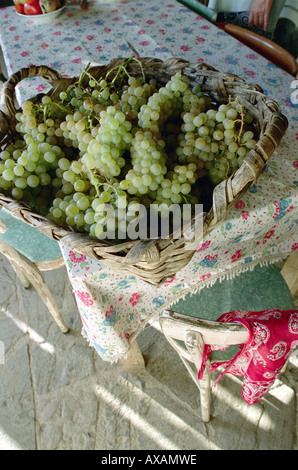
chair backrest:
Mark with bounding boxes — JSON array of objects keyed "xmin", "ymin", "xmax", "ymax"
[
  {"xmin": 224, "ymin": 23, "xmax": 298, "ymax": 76},
  {"xmin": 177, "ymin": 0, "xmax": 218, "ymax": 23},
  {"xmin": 159, "ymin": 309, "xmax": 249, "ymax": 366}
]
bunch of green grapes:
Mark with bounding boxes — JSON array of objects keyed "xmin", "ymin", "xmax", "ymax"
[
  {"xmin": 175, "ymin": 100, "xmax": 256, "ymax": 185},
  {"xmin": 0, "ymin": 59, "xmax": 257, "ymax": 240}
]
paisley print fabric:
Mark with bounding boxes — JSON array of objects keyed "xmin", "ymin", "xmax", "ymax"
[{"xmin": 198, "ymin": 309, "xmax": 298, "ymax": 404}]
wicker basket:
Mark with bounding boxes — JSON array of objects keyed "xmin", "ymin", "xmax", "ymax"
[{"xmin": 0, "ymin": 58, "xmax": 288, "ymax": 284}]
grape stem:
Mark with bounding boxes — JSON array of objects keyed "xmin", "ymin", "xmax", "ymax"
[
  {"xmin": 89, "ymin": 169, "xmax": 120, "ymax": 198},
  {"xmin": 105, "ymin": 56, "xmax": 146, "ymax": 85},
  {"xmin": 228, "ymin": 96, "xmax": 245, "ymax": 143}
]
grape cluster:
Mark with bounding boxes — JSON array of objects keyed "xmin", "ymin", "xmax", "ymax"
[
  {"xmin": 0, "ymin": 59, "xmax": 257, "ymax": 240},
  {"xmin": 176, "ymin": 101, "xmax": 256, "ymax": 185}
]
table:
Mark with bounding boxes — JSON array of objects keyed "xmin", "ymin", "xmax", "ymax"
[{"xmin": 0, "ymin": 0, "xmax": 297, "ymax": 365}]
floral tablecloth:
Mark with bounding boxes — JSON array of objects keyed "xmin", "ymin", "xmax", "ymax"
[{"xmin": 0, "ymin": 0, "xmax": 297, "ymax": 361}]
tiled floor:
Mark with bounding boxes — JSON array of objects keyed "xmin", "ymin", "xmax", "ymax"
[{"xmin": 0, "ymin": 252, "xmax": 297, "ymax": 450}]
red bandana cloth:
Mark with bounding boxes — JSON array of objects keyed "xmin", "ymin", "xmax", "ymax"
[{"xmin": 198, "ymin": 309, "xmax": 298, "ymax": 404}]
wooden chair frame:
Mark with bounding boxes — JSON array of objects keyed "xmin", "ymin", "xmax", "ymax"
[
  {"xmin": 157, "ymin": 252, "xmax": 298, "ymax": 422},
  {"xmin": 159, "ymin": 309, "xmax": 249, "ymax": 422},
  {"xmin": 224, "ymin": 23, "xmax": 298, "ymax": 77},
  {"xmin": 0, "ymin": 219, "xmax": 69, "ymax": 333}
]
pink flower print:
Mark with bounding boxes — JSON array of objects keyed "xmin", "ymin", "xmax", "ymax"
[
  {"xmin": 231, "ymin": 249, "xmax": 242, "ymax": 263},
  {"xmin": 181, "ymin": 45, "xmax": 189, "ymax": 51},
  {"xmin": 53, "ymin": 31, "xmax": 61, "ymax": 35},
  {"xmin": 41, "ymin": 43, "xmax": 49, "ymax": 49},
  {"xmin": 235, "ymin": 200, "xmax": 245, "ymax": 209},
  {"xmin": 21, "ymin": 51, "xmax": 29, "ymax": 57},
  {"xmin": 244, "ymin": 70, "xmax": 256, "ymax": 78},
  {"xmin": 246, "ymin": 53, "xmax": 258, "ymax": 59},
  {"xmin": 241, "ymin": 211, "xmax": 250, "ymax": 220},
  {"xmin": 9, "ymin": 26, "xmax": 16, "ymax": 31},
  {"xmin": 140, "ymin": 41, "xmax": 149, "ymax": 46},
  {"xmin": 87, "ymin": 35, "xmax": 94, "ymax": 40},
  {"xmin": 161, "ymin": 13, "xmax": 168, "ymax": 18},
  {"xmin": 295, "ymin": 133, "xmax": 298, "ymax": 140},
  {"xmin": 293, "ymin": 161, "xmax": 298, "ymax": 169},
  {"xmin": 200, "ymin": 273, "xmax": 211, "ymax": 281},
  {"xmin": 96, "ymin": 46, "xmax": 103, "ymax": 51},
  {"xmin": 72, "ymin": 58, "xmax": 82, "ymax": 64},
  {"xmin": 14, "ymin": 36, "xmax": 20, "ymax": 41},
  {"xmin": 200, "ymin": 25, "xmax": 210, "ymax": 29},
  {"xmin": 196, "ymin": 240, "xmax": 211, "ymax": 252},
  {"xmin": 125, "ymin": 333, "xmax": 130, "ymax": 339},
  {"xmin": 264, "ymin": 229, "xmax": 275, "ymax": 239},
  {"xmin": 104, "ymin": 27, "xmax": 111, "ymax": 33},
  {"xmin": 138, "ymin": 30, "xmax": 145, "ymax": 34},
  {"xmin": 112, "ymin": 17, "xmax": 120, "ymax": 21},
  {"xmin": 105, "ymin": 305, "xmax": 113, "ymax": 317},
  {"xmin": 74, "ymin": 46, "xmax": 82, "ymax": 51},
  {"xmin": 159, "ymin": 29, "xmax": 166, "ymax": 35},
  {"xmin": 76, "ymin": 290, "xmax": 93, "ymax": 306},
  {"xmin": 163, "ymin": 275, "xmax": 177, "ymax": 285},
  {"xmin": 146, "ymin": 20, "xmax": 154, "ymax": 24},
  {"xmin": 37, "ymin": 84, "xmax": 46, "ymax": 93},
  {"xmin": 287, "ymin": 205, "xmax": 294, "ymax": 213},
  {"xmin": 292, "ymin": 243, "xmax": 298, "ymax": 251},
  {"xmin": 69, "ymin": 250, "xmax": 87, "ymax": 264},
  {"xmin": 196, "ymin": 37, "xmax": 205, "ymax": 43},
  {"xmin": 129, "ymin": 293, "xmax": 141, "ymax": 306},
  {"xmin": 281, "ymin": 98, "xmax": 291, "ymax": 107}
]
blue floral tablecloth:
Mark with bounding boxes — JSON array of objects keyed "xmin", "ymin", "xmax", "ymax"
[{"xmin": 0, "ymin": 0, "xmax": 297, "ymax": 361}]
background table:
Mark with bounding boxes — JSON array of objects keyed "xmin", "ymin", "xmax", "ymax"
[{"xmin": 0, "ymin": 0, "xmax": 297, "ymax": 362}]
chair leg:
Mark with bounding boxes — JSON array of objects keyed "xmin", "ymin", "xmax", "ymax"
[
  {"xmin": 0, "ymin": 239, "xmax": 69, "ymax": 333},
  {"xmin": 198, "ymin": 363, "xmax": 211, "ymax": 422},
  {"xmin": 9, "ymin": 258, "xmax": 31, "ymax": 289},
  {"xmin": 184, "ymin": 330, "xmax": 212, "ymax": 422},
  {"xmin": 281, "ymin": 251, "xmax": 298, "ymax": 297},
  {"xmin": 25, "ymin": 263, "xmax": 69, "ymax": 334}
]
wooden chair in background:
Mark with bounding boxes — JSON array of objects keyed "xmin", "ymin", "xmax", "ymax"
[{"xmin": 224, "ymin": 23, "xmax": 298, "ymax": 76}]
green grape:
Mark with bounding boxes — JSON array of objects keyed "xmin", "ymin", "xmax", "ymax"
[
  {"xmin": 27, "ymin": 175, "xmax": 40, "ymax": 187},
  {"xmin": 2, "ymin": 169, "xmax": 15, "ymax": 181},
  {"xmin": 77, "ymin": 196, "xmax": 90, "ymax": 210}
]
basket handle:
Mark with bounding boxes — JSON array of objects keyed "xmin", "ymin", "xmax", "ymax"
[{"xmin": 0, "ymin": 65, "xmax": 63, "ymax": 118}]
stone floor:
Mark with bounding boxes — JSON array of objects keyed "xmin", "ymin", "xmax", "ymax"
[{"xmin": 0, "ymin": 252, "xmax": 297, "ymax": 450}]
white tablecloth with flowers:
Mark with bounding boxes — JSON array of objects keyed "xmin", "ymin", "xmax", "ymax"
[{"xmin": 0, "ymin": 0, "xmax": 297, "ymax": 361}]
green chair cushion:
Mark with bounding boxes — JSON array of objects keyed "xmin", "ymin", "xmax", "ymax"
[
  {"xmin": 0, "ymin": 207, "xmax": 62, "ymax": 263},
  {"xmin": 172, "ymin": 264, "xmax": 293, "ymax": 361}
]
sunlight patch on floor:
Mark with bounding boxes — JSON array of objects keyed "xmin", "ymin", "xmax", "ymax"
[
  {"xmin": 0, "ymin": 307, "xmax": 55, "ymax": 355},
  {"xmin": 94, "ymin": 380, "xmax": 220, "ymax": 450}
]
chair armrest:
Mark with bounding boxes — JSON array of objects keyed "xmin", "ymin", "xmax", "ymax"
[{"xmin": 224, "ymin": 23, "xmax": 298, "ymax": 76}]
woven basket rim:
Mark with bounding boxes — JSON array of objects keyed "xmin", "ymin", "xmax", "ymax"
[{"xmin": 0, "ymin": 57, "xmax": 288, "ymax": 283}]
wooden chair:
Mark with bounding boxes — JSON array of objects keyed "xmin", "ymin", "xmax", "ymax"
[
  {"xmin": 159, "ymin": 261, "xmax": 297, "ymax": 422},
  {"xmin": 0, "ymin": 208, "xmax": 69, "ymax": 333},
  {"xmin": 224, "ymin": 23, "xmax": 298, "ymax": 76}
]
